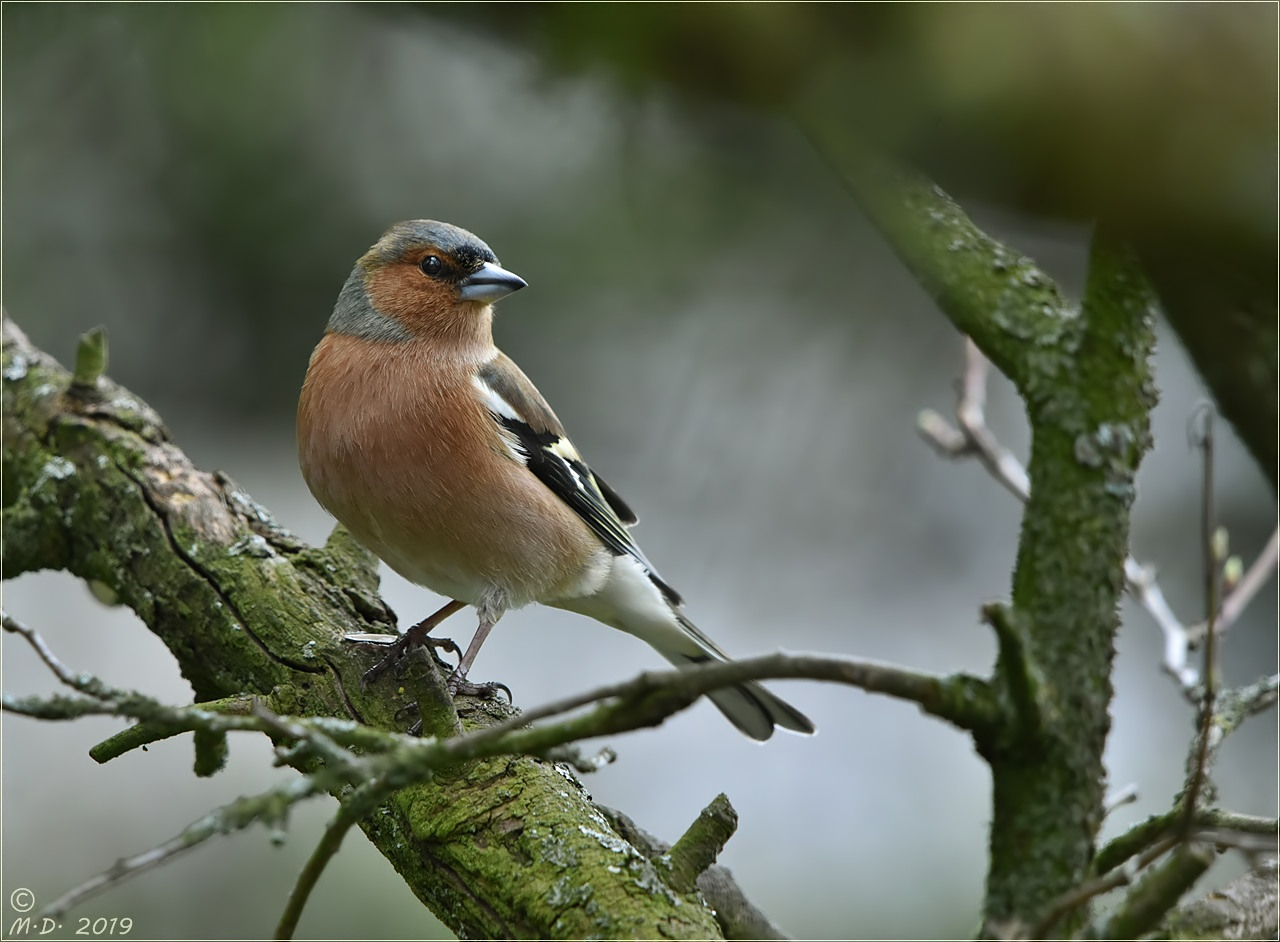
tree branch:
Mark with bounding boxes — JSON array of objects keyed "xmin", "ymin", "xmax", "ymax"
[
  {"xmin": 1188, "ymin": 527, "xmax": 1279, "ymax": 646},
  {"xmin": 663, "ymin": 793, "xmax": 738, "ymax": 895},
  {"xmin": 1095, "ymin": 809, "xmax": 1278, "ymax": 879},
  {"xmin": 1161, "ymin": 856, "xmax": 1280, "ymax": 940},
  {"xmin": 1103, "ymin": 842, "xmax": 1217, "ymax": 939},
  {"xmin": 804, "ymin": 137, "xmax": 1162, "ymax": 930},
  {"xmin": 801, "ymin": 132, "xmax": 1074, "ymax": 396},
  {"xmin": 916, "ymin": 336, "xmax": 1239, "ymax": 692},
  {"xmin": 457, "ymin": 653, "xmax": 999, "ymax": 755}
]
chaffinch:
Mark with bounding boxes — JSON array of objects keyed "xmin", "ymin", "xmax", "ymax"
[{"xmin": 297, "ymin": 220, "xmax": 814, "ymax": 740}]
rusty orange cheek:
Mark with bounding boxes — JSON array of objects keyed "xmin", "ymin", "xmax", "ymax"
[{"xmin": 365, "ymin": 265, "xmax": 457, "ymax": 331}]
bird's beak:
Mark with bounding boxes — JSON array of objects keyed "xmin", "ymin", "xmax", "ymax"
[{"xmin": 459, "ymin": 261, "xmax": 528, "ymax": 303}]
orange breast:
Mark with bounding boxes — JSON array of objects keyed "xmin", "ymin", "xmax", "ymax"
[{"xmin": 297, "ymin": 333, "xmax": 605, "ymax": 606}]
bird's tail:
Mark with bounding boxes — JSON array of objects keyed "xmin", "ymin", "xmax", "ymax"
[
  {"xmin": 552, "ymin": 558, "xmax": 815, "ymax": 740},
  {"xmin": 659, "ymin": 614, "xmax": 815, "ymax": 741}
]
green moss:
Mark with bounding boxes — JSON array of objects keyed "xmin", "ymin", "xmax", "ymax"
[{"xmin": 984, "ymin": 237, "xmax": 1157, "ymax": 928}]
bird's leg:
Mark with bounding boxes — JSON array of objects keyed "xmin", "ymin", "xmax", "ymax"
[
  {"xmin": 360, "ymin": 598, "xmax": 466, "ymax": 688},
  {"xmin": 446, "ymin": 592, "xmax": 511, "ymax": 700},
  {"xmin": 398, "ymin": 615, "xmax": 511, "ymax": 733},
  {"xmin": 402, "ymin": 599, "xmax": 467, "ymax": 652}
]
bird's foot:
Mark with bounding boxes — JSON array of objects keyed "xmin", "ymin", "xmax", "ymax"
[
  {"xmin": 381, "ymin": 670, "xmax": 510, "ymax": 737},
  {"xmin": 446, "ymin": 670, "xmax": 512, "ymax": 702},
  {"xmin": 348, "ymin": 599, "xmax": 468, "ymax": 688},
  {"xmin": 351, "ymin": 632, "xmax": 462, "ymax": 689}
]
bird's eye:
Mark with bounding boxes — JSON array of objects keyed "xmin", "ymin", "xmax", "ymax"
[{"xmin": 419, "ymin": 255, "xmax": 444, "ymax": 277}]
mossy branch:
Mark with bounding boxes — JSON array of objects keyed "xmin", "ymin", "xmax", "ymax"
[
  {"xmin": 1103, "ymin": 843, "xmax": 1217, "ymax": 939},
  {"xmin": 805, "ymin": 132, "xmax": 1163, "ymax": 931},
  {"xmin": 664, "ymin": 794, "xmax": 738, "ymax": 895}
]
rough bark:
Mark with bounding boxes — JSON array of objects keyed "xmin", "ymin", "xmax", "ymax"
[{"xmin": 802, "ymin": 138, "xmax": 1161, "ymax": 932}]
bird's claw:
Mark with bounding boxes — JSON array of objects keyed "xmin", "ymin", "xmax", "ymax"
[
  {"xmin": 391, "ymin": 702, "xmax": 427, "ymax": 737},
  {"xmin": 352, "ymin": 632, "xmax": 462, "ymax": 690},
  {"xmin": 446, "ymin": 672, "xmax": 513, "ymax": 702},
  {"xmin": 347, "ymin": 625, "xmax": 510, "ymax": 731}
]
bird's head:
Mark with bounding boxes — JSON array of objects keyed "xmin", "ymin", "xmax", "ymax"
[{"xmin": 327, "ymin": 220, "xmax": 527, "ymax": 345}]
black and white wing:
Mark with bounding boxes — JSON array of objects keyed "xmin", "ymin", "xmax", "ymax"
[{"xmin": 473, "ymin": 354, "xmax": 682, "ymax": 606}]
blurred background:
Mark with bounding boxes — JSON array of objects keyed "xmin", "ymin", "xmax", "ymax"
[{"xmin": 3, "ymin": 5, "xmax": 1275, "ymax": 939}]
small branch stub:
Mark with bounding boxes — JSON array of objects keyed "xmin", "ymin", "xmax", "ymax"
[
  {"xmin": 980, "ymin": 602, "xmax": 1044, "ymax": 742},
  {"xmin": 70, "ymin": 326, "xmax": 109, "ymax": 394},
  {"xmin": 664, "ymin": 793, "xmax": 739, "ymax": 894}
]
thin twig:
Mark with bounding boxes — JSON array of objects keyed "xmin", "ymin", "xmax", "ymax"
[
  {"xmin": 1218, "ymin": 673, "xmax": 1280, "ymax": 731},
  {"xmin": 253, "ymin": 701, "xmax": 372, "ymax": 781},
  {"xmin": 955, "ymin": 340, "xmax": 1031, "ymax": 499},
  {"xmin": 451, "ymin": 652, "xmax": 999, "ymax": 755},
  {"xmin": 275, "ymin": 800, "xmax": 362, "ymax": 940},
  {"xmin": 9, "ymin": 611, "xmax": 1000, "ymax": 779},
  {"xmin": 1181, "ymin": 405, "xmax": 1217, "ymax": 838},
  {"xmin": 1123, "ymin": 558, "xmax": 1198, "ymax": 687},
  {"xmin": 915, "ymin": 342, "xmax": 1278, "ymax": 693},
  {"xmin": 40, "ymin": 777, "xmax": 322, "ymax": 919},
  {"xmin": 1035, "ymin": 816, "xmax": 1270, "ymax": 942},
  {"xmin": 5, "ymin": 616, "xmax": 402, "ymax": 759},
  {"xmin": 14, "ymin": 615, "xmax": 1001, "ymax": 926},
  {"xmin": 539, "ymin": 743, "xmax": 618, "ymax": 773},
  {"xmin": 3, "ymin": 691, "xmax": 119, "ymax": 719},
  {"xmin": 3, "ymin": 611, "xmax": 82, "ymax": 686},
  {"xmin": 1104, "ymin": 783, "xmax": 1140, "ymax": 817},
  {"xmin": 1095, "ymin": 807, "xmax": 1279, "ymax": 878},
  {"xmin": 1188, "ymin": 526, "xmax": 1279, "ymax": 645},
  {"xmin": 1191, "ymin": 828, "xmax": 1279, "ymax": 855},
  {"xmin": 917, "ymin": 340, "xmax": 1029, "ymax": 501}
]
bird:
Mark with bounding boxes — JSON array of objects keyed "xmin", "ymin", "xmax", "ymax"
[{"xmin": 297, "ymin": 220, "xmax": 814, "ymax": 740}]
